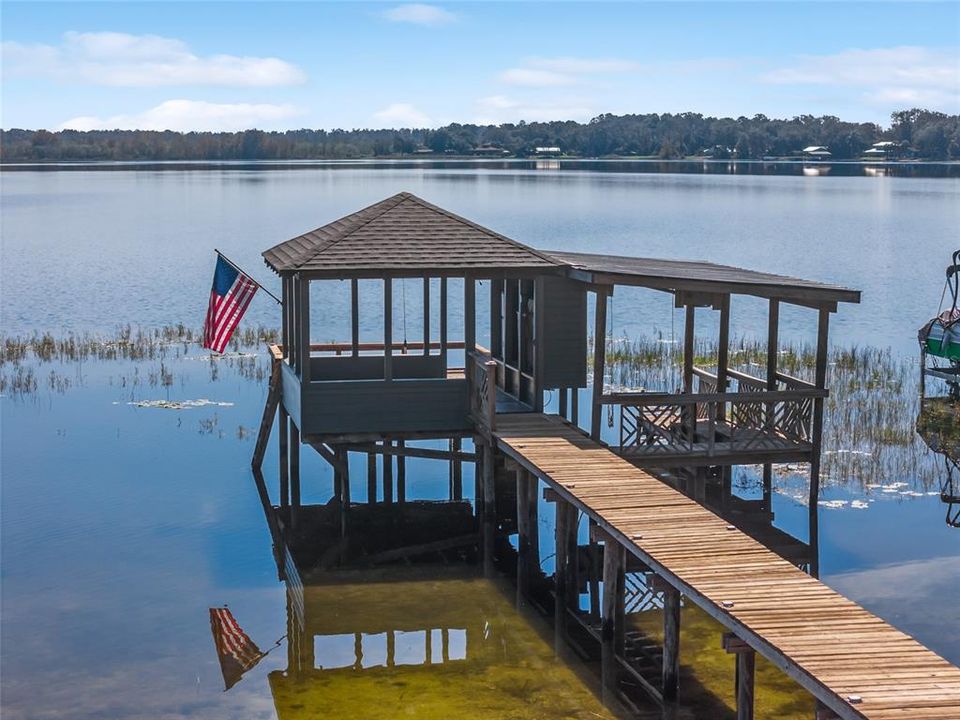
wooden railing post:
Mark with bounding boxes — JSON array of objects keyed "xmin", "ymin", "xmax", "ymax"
[{"xmin": 485, "ymin": 359, "xmax": 497, "ymax": 431}]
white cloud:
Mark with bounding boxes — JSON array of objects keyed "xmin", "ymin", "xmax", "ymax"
[
  {"xmin": 763, "ymin": 46, "xmax": 960, "ymax": 111},
  {"xmin": 473, "ymin": 95, "xmax": 594, "ymax": 125},
  {"xmin": 1, "ymin": 31, "xmax": 306, "ymax": 86},
  {"xmin": 500, "ymin": 68, "xmax": 574, "ymax": 87},
  {"xmin": 500, "ymin": 55, "xmax": 639, "ymax": 88},
  {"xmin": 372, "ymin": 102, "xmax": 433, "ymax": 127},
  {"xmin": 381, "ymin": 4, "xmax": 457, "ymax": 26},
  {"xmin": 58, "ymin": 99, "xmax": 302, "ymax": 132},
  {"xmin": 528, "ymin": 57, "xmax": 640, "ymax": 74}
]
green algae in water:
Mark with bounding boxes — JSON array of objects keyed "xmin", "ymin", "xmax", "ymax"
[
  {"xmin": 630, "ymin": 605, "xmax": 814, "ymax": 720},
  {"xmin": 270, "ymin": 573, "xmax": 623, "ymax": 720}
]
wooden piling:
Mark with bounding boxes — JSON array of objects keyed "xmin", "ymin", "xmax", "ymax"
[
  {"xmin": 289, "ymin": 420, "xmax": 300, "ymax": 509},
  {"xmin": 367, "ymin": 451, "xmax": 377, "ymax": 504},
  {"xmin": 383, "ymin": 440, "xmax": 394, "ymax": 504},
  {"xmin": 554, "ymin": 499, "xmax": 570, "ymax": 650},
  {"xmin": 662, "ymin": 584, "xmax": 681, "ymax": 701},
  {"xmin": 601, "ymin": 538, "xmax": 624, "ymax": 702},
  {"xmin": 396, "ymin": 439, "xmax": 406, "ymax": 503},
  {"xmin": 516, "ymin": 467, "xmax": 531, "ymax": 605}
]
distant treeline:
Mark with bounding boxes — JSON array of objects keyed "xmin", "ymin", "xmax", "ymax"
[{"xmin": 2, "ymin": 108, "xmax": 958, "ymax": 162}]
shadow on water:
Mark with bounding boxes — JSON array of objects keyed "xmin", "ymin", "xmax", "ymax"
[{"xmin": 230, "ymin": 459, "xmax": 821, "ymax": 719}]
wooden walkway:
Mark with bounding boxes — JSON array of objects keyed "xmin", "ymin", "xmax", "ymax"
[{"xmin": 493, "ymin": 413, "xmax": 960, "ymax": 720}]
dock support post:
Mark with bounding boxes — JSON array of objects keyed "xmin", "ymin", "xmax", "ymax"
[
  {"xmin": 367, "ymin": 451, "xmax": 377, "ymax": 503},
  {"xmin": 683, "ymin": 303, "xmax": 696, "ymax": 393},
  {"xmin": 481, "ymin": 441, "xmax": 496, "ymax": 578},
  {"xmin": 336, "ymin": 447, "xmax": 349, "ymax": 538},
  {"xmin": 570, "ymin": 388, "xmax": 579, "ymax": 428},
  {"xmin": 588, "ymin": 520, "xmax": 601, "ymax": 625},
  {"xmin": 591, "ymin": 288, "xmax": 609, "ymax": 441},
  {"xmin": 396, "ymin": 440, "xmax": 406, "ymax": 503},
  {"xmin": 554, "ymin": 500, "xmax": 571, "ymax": 651},
  {"xmin": 383, "ymin": 440, "xmax": 393, "ymax": 504},
  {"xmin": 516, "ymin": 467, "xmax": 531, "ymax": 606},
  {"xmin": 737, "ymin": 650, "xmax": 755, "ymax": 720},
  {"xmin": 601, "ymin": 538, "xmax": 625, "ymax": 703},
  {"xmin": 662, "ymin": 584, "xmax": 681, "ymax": 701},
  {"xmin": 279, "ymin": 407, "xmax": 289, "ymax": 507},
  {"xmin": 808, "ymin": 306, "xmax": 830, "ymax": 579},
  {"xmin": 288, "ymin": 420, "xmax": 299, "ymax": 509},
  {"xmin": 559, "ymin": 387, "xmax": 568, "ymax": 419},
  {"xmin": 723, "ymin": 633, "xmax": 756, "ymax": 720},
  {"xmin": 450, "ymin": 438, "xmax": 463, "ymax": 501}
]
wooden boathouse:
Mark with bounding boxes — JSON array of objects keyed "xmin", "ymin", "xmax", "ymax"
[{"xmin": 252, "ymin": 192, "xmax": 960, "ymax": 719}]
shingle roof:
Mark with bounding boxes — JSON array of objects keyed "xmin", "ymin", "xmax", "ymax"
[{"xmin": 262, "ymin": 192, "xmax": 561, "ymax": 274}]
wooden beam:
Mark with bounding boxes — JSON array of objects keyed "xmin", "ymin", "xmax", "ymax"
[
  {"xmin": 809, "ymin": 306, "xmax": 830, "ymax": 579},
  {"xmin": 383, "ymin": 277, "xmax": 393, "ymax": 381},
  {"xmin": 491, "ymin": 278, "xmax": 503, "ymax": 360},
  {"xmin": 450, "ymin": 437, "xmax": 462, "ymax": 501},
  {"xmin": 737, "ymin": 647, "xmax": 756, "ymax": 720},
  {"xmin": 289, "ymin": 420, "xmax": 300, "ymax": 508},
  {"xmin": 588, "ymin": 520, "xmax": 601, "ymax": 625},
  {"xmin": 663, "ymin": 584, "xmax": 681, "ymax": 701},
  {"xmin": 591, "ymin": 288, "xmax": 609, "ymax": 441},
  {"xmin": 516, "ymin": 467, "xmax": 531, "ymax": 605},
  {"xmin": 281, "ymin": 276, "xmax": 291, "ymax": 359},
  {"xmin": 717, "ymin": 294, "xmax": 731, "ymax": 419},
  {"xmin": 683, "ymin": 304, "xmax": 695, "ymax": 393},
  {"xmin": 423, "ymin": 277, "xmax": 430, "ymax": 357},
  {"xmin": 481, "ymin": 441, "xmax": 495, "ymax": 577},
  {"xmin": 299, "ymin": 276, "xmax": 310, "ymax": 384},
  {"xmin": 464, "ymin": 277, "xmax": 476, "ymax": 355},
  {"xmin": 554, "ymin": 499, "xmax": 570, "ymax": 650},
  {"xmin": 367, "ymin": 451, "xmax": 377, "ymax": 504},
  {"xmin": 279, "ymin": 405, "xmax": 289, "ymax": 491},
  {"xmin": 766, "ymin": 299, "xmax": 780, "ymax": 390},
  {"xmin": 440, "ymin": 276, "xmax": 448, "ymax": 368},
  {"xmin": 351, "ymin": 279, "xmax": 359, "ymax": 357},
  {"xmin": 601, "ymin": 537, "xmax": 625, "ymax": 702},
  {"xmin": 396, "ymin": 439, "xmax": 406, "ymax": 503},
  {"xmin": 570, "ymin": 388, "xmax": 579, "ymax": 427},
  {"xmin": 382, "ymin": 440, "xmax": 393, "ymax": 504}
]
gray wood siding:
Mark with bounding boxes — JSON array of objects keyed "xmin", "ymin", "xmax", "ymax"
[
  {"xmin": 539, "ymin": 277, "xmax": 587, "ymax": 389},
  {"xmin": 310, "ymin": 354, "xmax": 445, "ymax": 381},
  {"xmin": 301, "ymin": 379, "xmax": 472, "ymax": 435}
]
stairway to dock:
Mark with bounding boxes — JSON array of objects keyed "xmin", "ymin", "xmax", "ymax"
[{"xmin": 493, "ymin": 412, "xmax": 960, "ymax": 720}]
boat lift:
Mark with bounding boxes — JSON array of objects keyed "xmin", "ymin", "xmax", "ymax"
[{"xmin": 920, "ymin": 249, "xmax": 960, "ymax": 399}]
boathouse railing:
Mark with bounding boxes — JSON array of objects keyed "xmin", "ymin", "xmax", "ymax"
[{"xmin": 608, "ymin": 386, "xmax": 825, "ymax": 461}]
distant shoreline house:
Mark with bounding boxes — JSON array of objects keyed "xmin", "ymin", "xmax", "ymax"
[
  {"xmin": 862, "ymin": 141, "xmax": 908, "ymax": 160},
  {"xmin": 800, "ymin": 146, "xmax": 832, "ymax": 160},
  {"xmin": 534, "ymin": 146, "xmax": 562, "ymax": 157},
  {"xmin": 472, "ymin": 145, "xmax": 509, "ymax": 157}
]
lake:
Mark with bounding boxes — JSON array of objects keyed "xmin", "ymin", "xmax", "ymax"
[{"xmin": 1, "ymin": 161, "xmax": 958, "ymax": 719}]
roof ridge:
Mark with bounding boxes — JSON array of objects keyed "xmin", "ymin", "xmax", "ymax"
[
  {"xmin": 404, "ymin": 194, "xmax": 562, "ymax": 267},
  {"xmin": 287, "ymin": 192, "xmax": 412, "ymax": 269}
]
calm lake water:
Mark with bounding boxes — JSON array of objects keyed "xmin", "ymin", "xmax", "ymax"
[{"xmin": 1, "ymin": 162, "xmax": 958, "ymax": 719}]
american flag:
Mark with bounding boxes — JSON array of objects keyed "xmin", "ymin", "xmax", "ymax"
[
  {"xmin": 209, "ymin": 607, "xmax": 265, "ymax": 691},
  {"xmin": 202, "ymin": 255, "xmax": 259, "ymax": 353}
]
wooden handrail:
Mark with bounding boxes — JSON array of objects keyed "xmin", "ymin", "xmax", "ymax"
[
  {"xmin": 692, "ymin": 366, "xmax": 718, "ymax": 381},
  {"xmin": 602, "ymin": 388, "xmax": 826, "ymax": 405},
  {"xmin": 726, "ymin": 368, "xmax": 766, "ymax": 386},
  {"xmin": 776, "ymin": 371, "xmax": 816, "ymax": 389}
]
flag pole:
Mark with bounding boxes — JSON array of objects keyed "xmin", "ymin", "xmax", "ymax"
[{"xmin": 214, "ymin": 249, "xmax": 282, "ymax": 305}]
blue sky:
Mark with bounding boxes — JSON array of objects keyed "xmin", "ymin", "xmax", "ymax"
[{"xmin": 2, "ymin": 1, "xmax": 958, "ymax": 131}]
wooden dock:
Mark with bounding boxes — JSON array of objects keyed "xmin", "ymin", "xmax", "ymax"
[{"xmin": 494, "ymin": 412, "xmax": 960, "ymax": 720}]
